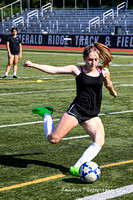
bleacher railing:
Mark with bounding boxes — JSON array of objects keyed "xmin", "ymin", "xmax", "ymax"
[
  {"xmin": 41, "ymin": 3, "xmax": 52, "ymax": 17},
  {"xmin": 27, "ymin": 9, "xmax": 38, "ymax": 27},
  {"xmin": 88, "ymin": 16, "xmax": 100, "ymax": 33},
  {"xmin": 48, "ymin": 20, "xmax": 58, "ymax": 32},
  {"xmin": 0, "ymin": 0, "xmax": 22, "ymax": 21},
  {"xmin": 117, "ymin": 2, "xmax": 126, "ymax": 17},
  {"xmin": 12, "ymin": 16, "xmax": 24, "ymax": 27},
  {"xmin": 103, "ymin": 9, "xmax": 114, "ymax": 24}
]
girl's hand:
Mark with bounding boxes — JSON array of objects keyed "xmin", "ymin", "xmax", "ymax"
[
  {"xmin": 8, "ymin": 53, "xmax": 12, "ymax": 58},
  {"xmin": 110, "ymin": 90, "xmax": 117, "ymax": 98},
  {"xmin": 19, "ymin": 54, "xmax": 22, "ymax": 59},
  {"xmin": 23, "ymin": 60, "xmax": 32, "ymax": 67}
]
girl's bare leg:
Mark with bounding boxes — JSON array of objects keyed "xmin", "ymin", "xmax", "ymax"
[
  {"xmin": 47, "ymin": 112, "xmax": 79, "ymax": 144},
  {"xmin": 72, "ymin": 117, "xmax": 105, "ymax": 168},
  {"xmin": 13, "ymin": 55, "xmax": 19, "ymax": 74},
  {"xmin": 5, "ymin": 55, "xmax": 14, "ymax": 75},
  {"xmin": 81, "ymin": 116, "xmax": 105, "ymax": 147}
]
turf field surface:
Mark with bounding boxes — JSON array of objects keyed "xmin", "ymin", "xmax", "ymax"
[{"xmin": 0, "ymin": 47, "xmax": 133, "ymax": 200}]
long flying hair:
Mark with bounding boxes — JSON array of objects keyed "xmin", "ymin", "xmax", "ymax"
[{"xmin": 83, "ymin": 42, "xmax": 112, "ymax": 68}]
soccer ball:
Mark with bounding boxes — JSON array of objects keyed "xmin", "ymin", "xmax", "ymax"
[{"xmin": 79, "ymin": 161, "xmax": 101, "ymax": 183}]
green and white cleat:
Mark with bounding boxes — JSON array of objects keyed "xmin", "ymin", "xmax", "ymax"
[
  {"xmin": 32, "ymin": 106, "xmax": 53, "ymax": 117},
  {"xmin": 69, "ymin": 167, "xmax": 80, "ymax": 177}
]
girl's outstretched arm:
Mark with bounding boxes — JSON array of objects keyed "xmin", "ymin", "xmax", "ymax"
[{"xmin": 23, "ymin": 60, "xmax": 78, "ymax": 75}]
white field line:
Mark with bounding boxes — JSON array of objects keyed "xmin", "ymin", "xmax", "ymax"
[
  {"xmin": 110, "ymin": 63, "xmax": 133, "ymax": 66},
  {"xmin": 0, "ymin": 76, "xmax": 73, "ymax": 80},
  {"xmin": 78, "ymin": 62, "xmax": 133, "ymax": 66},
  {"xmin": 99, "ymin": 110, "xmax": 133, "ymax": 116},
  {"xmin": 111, "ymin": 70, "xmax": 133, "ymax": 73},
  {"xmin": 0, "ymin": 74, "xmax": 72, "ymax": 78},
  {"xmin": 115, "ymin": 84, "xmax": 133, "ymax": 87},
  {"xmin": 0, "ymin": 70, "xmax": 132, "ymax": 79},
  {"xmin": 112, "ymin": 55, "xmax": 133, "ymax": 58},
  {"xmin": 62, "ymin": 135, "xmax": 89, "ymax": 140},
  {"xmin": 0, "ymin": 119, "xmax": 58, "ymax": 128},
  {"xmin": 0, "ymin": 83, "xmax": 133, "ymax": 96},
  {"xmin": 0, "ymin": 110, "xmax": 133, "ymax": 129},
  {"xmin": 0, "ymin": 88, "xmax": 76, "ymax": 96},
  {"xmin": 23, "ymin": 51, "xmax": 82, "ymax": 56},
  {"xmin": 0, "ymin": 49, "xmax": 133, "ymax": 57},
  {"xmin": 76, "ymin": 184, "xmax": 133, "ymax": 200},
  {"xmin": 0, "ymin": 50, "xmax": 80, "ymax": 56}
]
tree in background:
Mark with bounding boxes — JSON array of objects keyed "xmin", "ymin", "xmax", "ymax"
[
  {"xmin": 30, "ymin": 0, "xmax": 50, "ymax": 8},
  {"xmin": 0, "ymin": 0, "xmax": 133, "ymax": 9}
]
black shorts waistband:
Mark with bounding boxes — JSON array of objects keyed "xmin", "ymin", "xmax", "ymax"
[{"xmin": 67, "ymin": 103, "xmax": 97, "ymax": 124}]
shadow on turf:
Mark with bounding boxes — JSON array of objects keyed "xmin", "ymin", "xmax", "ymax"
[
  {"xmin": 62, "ymin": 177, "xmax": 84, "ymax": 184},
  {"xmin": 0, "ymin": 153, "xmax": 68, "ymax": 174},
  {"xmin": 0, "ymin": 154, "xmax": 87, "ymax": 184}
]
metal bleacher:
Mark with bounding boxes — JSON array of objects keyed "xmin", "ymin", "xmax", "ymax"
[{"xmin": 0, "ymin": 2, "xmax": 133, "ymax": 35}]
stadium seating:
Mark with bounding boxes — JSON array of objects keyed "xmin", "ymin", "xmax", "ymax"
[{"xmin": 0, "ymin": 6, "xmax": 133, "ymax": 35}]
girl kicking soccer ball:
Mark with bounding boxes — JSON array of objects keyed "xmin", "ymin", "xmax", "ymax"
[{"xmin": 23, "ymin": 42, "xmax": 117, "ymax": 176}]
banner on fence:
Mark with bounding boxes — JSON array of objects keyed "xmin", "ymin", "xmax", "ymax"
[{"xmin": 0, "ymin": 33, "xmax": 133, "ymax": 49}]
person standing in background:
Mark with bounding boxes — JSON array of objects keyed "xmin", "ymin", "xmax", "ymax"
[{"xmin": 2, "ymin": 27, "xmax": 22, "ymax": 78}]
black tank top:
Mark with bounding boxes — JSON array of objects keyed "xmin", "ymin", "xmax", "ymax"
[{"xmin": 73, "ymin": 66, "xmax": 104, "ymax": 116}]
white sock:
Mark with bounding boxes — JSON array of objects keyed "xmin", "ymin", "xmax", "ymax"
[
  {"xmin": 13, "ymin": 72, "xmax": 16, "ymax": 76},
  {"xmin": 5, "ymin": 72, "xmax": 8, "ymax": 76},
  {"xmin": 44, "ymin": 113, "xmax": 54, "ymax": 138},
  {"xmin": 73, "ymin": 142, "xmax": 101, "ymax": 168}
]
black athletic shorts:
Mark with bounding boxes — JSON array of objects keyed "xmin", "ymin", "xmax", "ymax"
[
  {"xmin": 67, "ymin": 103, "xmax": 97, "ymax": 124},
  {"xmin": 10, "ymin": 52, "xmax": 19, "ymax": 56}
]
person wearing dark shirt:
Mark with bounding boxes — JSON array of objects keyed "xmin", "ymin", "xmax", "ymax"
[
  {"xmin": 2, "ymin": 27, "xmax": 22, "ymax": 78},
  {"xmin": 23, "ymin": 42, "xmax": 117, "ymax": 177}
]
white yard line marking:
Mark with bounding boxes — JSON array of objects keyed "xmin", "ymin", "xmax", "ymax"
[
  {"xmin": 0, "ymin": 70, "xmax": 132, "ymax": 79},
  {"xmin": 0, "ymin": 119, "xmax": 59, "ymax": 128},
  {"xmin": 99, "ymin": 110, "xmax": 133, "ymax": 116},
  {"xmin": 23, "ymin": 51, "xmax": 81, "ymax": 56},
  {"xmin": 62, "ymin": 135, "xmax": 89, "ymax": 140},
  {"xmin": 1, "ymin": 82, "xmax": 133, "ymax": 96},
  {"xmin": 76, "ymin": 184, "xmax": 133, "ymax": 200},
  {"xmin": 110, "ymin": 63, "xmax": 133, "ymax": 66},
  {"xmin": 112, "ymin": 55, "xmax": 133, "ymax": 58},
  {"xmin": 0, "ymin": 110, "xmax": 133, "ymax": 129},
  {"xmin": 115, "ymin": 84, "xmax": 133, "ymax": 87},
  {"xmin": 111, "ymin": 70, "xmax": 133, "ymax": 73},
  {"xmin": 0, "ymin": 74, "xmax": 72, "ymax": 78},
  {"xmin": 78, "ymin": 62, "xmax": 133, "ymax": 66},
  {"xmin": 0, "ymin": 50, "xmax": 81, "ymax": 56},
  {"xmin": 0, "ymin": 88, "xmax": 76, "ymax": 96}
]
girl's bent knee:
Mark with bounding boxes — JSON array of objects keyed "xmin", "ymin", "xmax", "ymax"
[
  {"xmin": 99, "ymin": 138, "xmax": 105, "ymax": 147},
  {"xmin": 47, "ymin": 135, "xmax": 60, "ymax": 144},
  {"xmin": 95, "ymin": 136, "xmax": 105, "ymax": 147}
]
